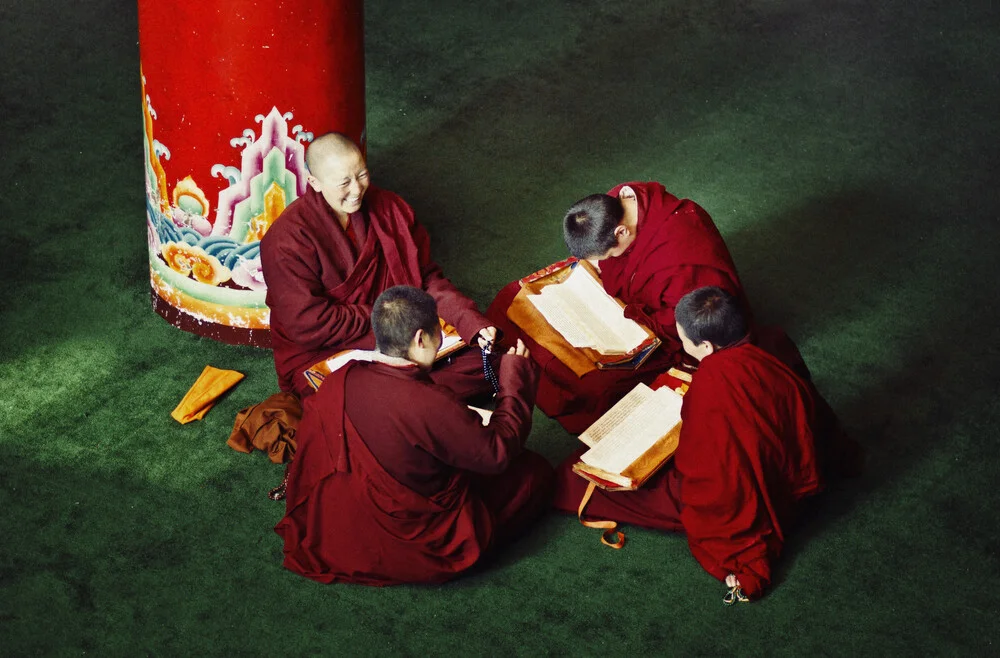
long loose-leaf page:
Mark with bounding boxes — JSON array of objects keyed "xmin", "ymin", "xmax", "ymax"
[
  {"xmin": 579, "ymin": 383, "xmax": 683, "ymax": 475},
  {"xmin": 526, "ymin": 264, "xmax": 648, "ymax": 354}
]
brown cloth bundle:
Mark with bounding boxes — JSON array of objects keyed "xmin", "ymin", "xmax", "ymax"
[{"xmin": 227, "ymin": 392, "xmax": 302, "ymax": 464}]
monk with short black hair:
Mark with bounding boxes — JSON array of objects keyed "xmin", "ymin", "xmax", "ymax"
[
  {"xmin": 673, "ymin": 285, "xmax": 748, "ymax": 352},
  {"xmin": 488, "ymin": 181, "xmax": 747, "ymax": 432},
  {"xmin": 276, "ymin": 286, "xmax": 553, "ymax": 585},
  {"xmin": 371, "ymin": 284, "xmax": 440, "ymax": 356},
  {"xmin": 553, "ymin": 286, "xmax": 826, "ymax": 601},
  {"xmin": 563, "ymin": 193, "xmax": 628, "ymax": 258}
]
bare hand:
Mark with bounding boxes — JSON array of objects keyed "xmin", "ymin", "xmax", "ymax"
[
  {"xmin": 477, "ymin": 326, "xmax": 498, "ymax": 350},
  {"xmin": 725, "ymin": 574, "xmax": 740, "ymax": 588},
  {"xmin": 507, "ymin": 338, "xmax": 530, "ymax": 360}
]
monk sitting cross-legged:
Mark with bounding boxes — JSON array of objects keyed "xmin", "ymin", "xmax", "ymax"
[
  {"xmin": 486, "ymin": 182, "xmax": 749, "ymax": 433},
  {"xmin": 275, "ymin": 285, "xmax": 554, "ymax": 585},
  {"xmin": 552, "ymin": 286, "xmax": 828, "ymax": 601},
  {"xmin": 261, "ymin": 132, "xmax": 497, "ymax": 400}
]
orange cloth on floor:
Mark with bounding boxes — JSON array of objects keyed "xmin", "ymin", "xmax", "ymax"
[
  {"xmin": 227, "ymin": 392, "xmax": 302, "ymax": 464},
  {"xmin": 171, "ymin": 365, "xmax": 245, "ymax": 424}
]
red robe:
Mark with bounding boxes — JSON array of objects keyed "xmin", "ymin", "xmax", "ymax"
[
  {"xmin": 552, "ymin": 343, "xmax": 823, "ymax": 599},
  {"xmin": 261, "ymin": 186, "xmax": 491, "ymax": 398},
  {"xmin": 600, "ymin": 182, "xmax": 745, "ymax": 347},
  {"xmin": 486, "ymin": 181, "xmax": 745, "ymax": 432},
  {"xmin": 274, "ymin": 355, "xmax": 553, "ymax": 585}
]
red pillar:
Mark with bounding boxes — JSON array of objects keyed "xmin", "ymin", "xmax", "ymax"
[{"xmin": 138, "ymin": 0, "xmax": 365, "ymax": 346}]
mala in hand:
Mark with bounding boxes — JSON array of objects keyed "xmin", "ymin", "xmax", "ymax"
[{"xmin": 481, "ymin": 340, "xmax": 501, "ymax": 395}]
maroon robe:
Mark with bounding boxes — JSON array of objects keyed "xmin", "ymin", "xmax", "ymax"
[
  {"xmin": 552, "ymin": 343, "xmax": 823, "ymax": 599},
  {"xmin": 261, "ymin": 186, "xmax": 491, "ymax": 398},
  {"xmin": 274, "ymin": 355, "xmax": 553, "ymax": 585},
  {"xmin": 486, "ymin": 181, "xmax": 745, "ymax": 433}
]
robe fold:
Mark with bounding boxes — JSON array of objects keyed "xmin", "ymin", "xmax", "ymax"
[
  {"xmin": 261, "ymin": 186, "xmax": 491, "ymax": 398},
  {"xmin": 274, "ymin": 355, "xmax": 553, "ymax": 585},
  {"xmin": 486, "ymin": 181, "xmax": 745, "ymax": 432},
  {"xmin": 553, "ymin": 343, "xmax": 823, "ymax": 599}
]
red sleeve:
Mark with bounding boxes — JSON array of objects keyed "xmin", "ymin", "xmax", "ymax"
[
  {"xmin": 415, "ymin": 356, "xmax": 537, "ymax": 475},
  {"xmin": 643, "ymin": 264, "xmax": 742, "ymax": 342},
  {"xmin": 676, "ymin": 394, "xmax": 775, "ymax": 599},
  {"xmin": 261, "ymin": 227, "xmax": 372, "ymax": 351},
  {"xmin": 408, "ymin": 214, "xmax": 491, "ymax": 343}
]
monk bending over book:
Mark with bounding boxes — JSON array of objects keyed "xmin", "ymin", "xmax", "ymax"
[
  {"xmin": 276, "ymin": 286, "xmax": 553, "ymax": 585},
  {"xmin": 553, "ymin": 287, "xmax": 833, "ymax": 601},
  {"xmin": 487, "ymin": 182, "xmax": 748, "ymax": 432}
]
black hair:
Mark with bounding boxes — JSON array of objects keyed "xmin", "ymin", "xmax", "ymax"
[
  {"xmin": 371, "ymin": 286, "xmax": 439, "ymax": 357},
  {"xmin": 563, "ymin": 194, "xmax": 624, "ymax": 259},
  {"xmin": 674, "ymin": 286, "xmax": 747, "ymax": 348}
]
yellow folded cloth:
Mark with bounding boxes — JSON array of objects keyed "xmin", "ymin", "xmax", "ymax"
[{"xmin": 171, "ymin": 365, "xmax": 245, "ymax": 424}]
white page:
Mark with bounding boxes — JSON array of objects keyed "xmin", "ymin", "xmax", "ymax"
[
  {"xmin": 562, "ymin": 266, "xmax": 646, "ymax": 344},
  {"xmin": 527, "ymin": 292, "xmax": 601, "ymax": 347},
  {"xmin": 559, "ymin": 266, "xmax": 647, "ymax": 350},
  {"xmin": 580, "ymin": 386, "xmax": 683, "ymax": 474},
  {"xmin": 578, "ymin": 383, "xmax": 654, "ymax": 448},
  {"xmin": 527, "ymin": 265, "xmax": 647, "ymax": 354},
  {"xmin": 439, "ymin": 332, "xmax": 463, "ymax": 353},
  {"xmin": 556, "ymin": 269, "xmax": 626, "ymax": 351}
]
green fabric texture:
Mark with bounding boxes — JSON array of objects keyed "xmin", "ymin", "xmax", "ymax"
[{"xmin": 3, "ymin": 0, "xmax": 999, "ymax": 654}]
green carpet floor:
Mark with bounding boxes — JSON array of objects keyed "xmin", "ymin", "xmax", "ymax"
[{"xmin": 2, "ymin": 0, "xmax": 998, "ymax": 654}]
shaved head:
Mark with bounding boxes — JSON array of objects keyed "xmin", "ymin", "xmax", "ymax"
[
  {"xmin": 305, "ymin": 132, "xmax": 362, "ymax": 177},
  {"xmin": 304, "ymin": 132, "xmax": 370, "ymax": 221}
]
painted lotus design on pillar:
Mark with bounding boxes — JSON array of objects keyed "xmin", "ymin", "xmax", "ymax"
[
  {"xmin": 143, "ymin": 80, "xmax": 313, "ymax": 339},
  {"xmin": 137, "ymin": 0, "xmax": 365, "ymax": 346}
]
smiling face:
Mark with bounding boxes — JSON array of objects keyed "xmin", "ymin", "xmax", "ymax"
[{"xmin": 306, "ymin": 144, "xmax": 370, "ymax": 222}]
